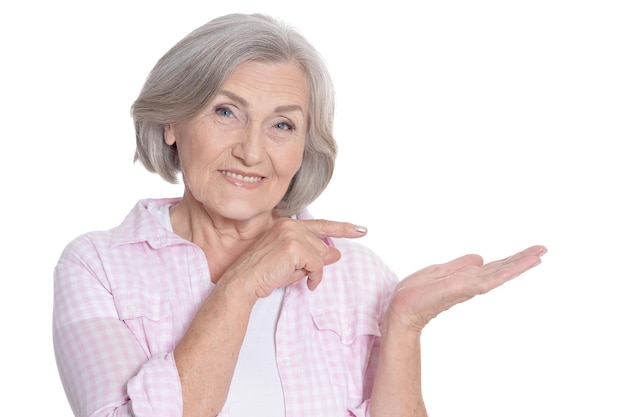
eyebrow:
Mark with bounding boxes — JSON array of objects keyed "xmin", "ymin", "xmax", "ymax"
[{"xmin": 218, "ymin": 90, "xmax": 305, "ymax": 115}]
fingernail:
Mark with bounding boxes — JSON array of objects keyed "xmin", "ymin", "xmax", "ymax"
[{"xmin": 355, "ymin": 225, "xmax": 368, "ymax": 233}]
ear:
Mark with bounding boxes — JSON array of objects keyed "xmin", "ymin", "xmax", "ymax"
[{"xmin": 163, "ymin": 124, "xmax": 176, "ymax": 146}]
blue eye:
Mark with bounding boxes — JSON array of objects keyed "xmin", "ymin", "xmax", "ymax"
[
  {"xmin": 217, "ymin": 107, "xmax": 232, "ymax": 117},
  {"xmin": 276, "ymin": 121, "xmax": 293, "ymax": 130}
]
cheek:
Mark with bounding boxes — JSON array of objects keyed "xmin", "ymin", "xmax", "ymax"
[
  {"xmin": 278, "ymin": 146, "xmax": 305, "ymax": 178},
  {"xmin": 178, "ymin": 137, "xmax": 222, "ymax": 170}
]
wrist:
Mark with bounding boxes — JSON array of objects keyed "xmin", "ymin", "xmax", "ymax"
[
  {"xmin": 215, "ymin": 269, "xmax": 259, "ymax": 311},
  {"xmin": 381, "ymin": 309, "xmax": 423, "ymax": 343}
]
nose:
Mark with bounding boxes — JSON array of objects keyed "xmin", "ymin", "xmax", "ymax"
[{"xmin": 232, "ymin": 124, "xmax": 265, "ymax": 166}]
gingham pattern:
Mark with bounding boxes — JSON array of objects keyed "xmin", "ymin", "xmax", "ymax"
[{"xmin": 53, "ymin": 199, "xmax": 398, "ymax": 417}]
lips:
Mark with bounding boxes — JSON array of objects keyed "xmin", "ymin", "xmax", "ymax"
[{"xmin": 220, "ymin": 170, "xmax": 264, "ymax": 183}]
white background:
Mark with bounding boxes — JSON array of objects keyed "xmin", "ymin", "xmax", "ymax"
[{"xmin": 1, "ymin": 0, "xmax": 624, "ymax": 415}]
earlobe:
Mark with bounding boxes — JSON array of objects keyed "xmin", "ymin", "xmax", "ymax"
[{"xmin": 163, "ymin": 124, "xmax": 176, "ymax": 145}]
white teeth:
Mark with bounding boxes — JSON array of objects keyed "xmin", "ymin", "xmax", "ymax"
[{"xmin": 223, "ymin": 171, "xmax": 262, "ymax": 183}]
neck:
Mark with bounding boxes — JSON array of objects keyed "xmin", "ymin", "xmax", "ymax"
[{"xmin": 169, "ymin": 191, "xmax": 280, "ymax": 282}]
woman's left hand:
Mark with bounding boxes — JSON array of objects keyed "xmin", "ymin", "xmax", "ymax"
[{"xmin": 386, "ymin": 245, "xmax": 547, "ymax": 333}]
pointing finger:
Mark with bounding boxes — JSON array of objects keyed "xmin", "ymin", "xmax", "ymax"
[{"xmin": 301, "ymin": 219, "xmax": 368, "ymax": 239}]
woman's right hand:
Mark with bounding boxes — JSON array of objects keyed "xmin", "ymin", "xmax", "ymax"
[{"xmin": 221, "ymin": 218, "xmax": 368, "ymax": 299}]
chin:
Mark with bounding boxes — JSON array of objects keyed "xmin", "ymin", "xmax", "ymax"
[{"xmin": 214, "ymin": 201, "xmax": 276, "ymax": 222}]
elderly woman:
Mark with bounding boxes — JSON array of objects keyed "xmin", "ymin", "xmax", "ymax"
[{"xmin": 53, "ymin": 13, "xmax": 546, "ymax": 417}]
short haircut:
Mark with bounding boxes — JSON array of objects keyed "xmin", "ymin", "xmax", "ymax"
[{"xmin": 132, "ymin": 13, "xmax": 337, "ymax": 216}]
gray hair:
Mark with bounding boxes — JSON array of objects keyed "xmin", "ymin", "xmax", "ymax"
[{"xmin": 132, "ymin": 13, "xmax": 337, "ymax": 216}]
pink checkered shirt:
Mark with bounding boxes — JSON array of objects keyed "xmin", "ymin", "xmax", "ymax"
[{"xmin": 53, "ymin": 198, "xmax": 398, "ymax": 417}]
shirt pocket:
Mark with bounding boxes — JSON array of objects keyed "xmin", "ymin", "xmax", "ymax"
[
  {"xmin": 113, "ymin": 286, "xmax": 173, "ymax": 356},
  {"xmin": 311, "ymin": 308, "xmax": 381, "ymax": 400}
]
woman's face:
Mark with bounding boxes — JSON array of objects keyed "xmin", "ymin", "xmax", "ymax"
[{"xmin": 164, "ymin": 60, "xmax": 309, "ymax": 223}]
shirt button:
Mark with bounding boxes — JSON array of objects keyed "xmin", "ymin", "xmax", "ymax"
[
  {"xmin": 126, "ymin": 304, "xmax": 137, "ymax": 317},
  {"xmin": 343, "ymin": 325, "xmax": 352, "ymax": 338}
]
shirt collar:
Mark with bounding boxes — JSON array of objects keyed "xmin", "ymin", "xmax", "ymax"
[
  {"xmin": 109, "ymin": 198, "xmax": 320, "ymax": 249},
  {"xmin": 109, "ymin": 197, "xmax": 187, "ymax": 249}
]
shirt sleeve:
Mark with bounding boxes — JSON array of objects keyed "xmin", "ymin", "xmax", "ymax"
[
  {"xmin": 53, "ymin": 236, "xmax": 183, "ymax": 417},
  {"xmin": 348, "ymin": 253, "xmax": 398, "ymax": 417}
]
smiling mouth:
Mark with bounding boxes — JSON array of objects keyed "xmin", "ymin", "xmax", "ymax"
[{"xmin": 221, "ymin": 170, "xmax": 264, "ymax": 183}]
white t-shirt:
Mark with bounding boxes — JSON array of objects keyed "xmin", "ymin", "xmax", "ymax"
[{"xmin": 227, "ymin": 287, "xmax": 286, "ymax": 416}]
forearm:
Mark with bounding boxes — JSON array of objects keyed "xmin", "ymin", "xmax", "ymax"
[
  {"xmin": 370, "ymin": 314, "xmax": 427, "ymax": 417},
  {"xmin": 174, "ymin": 275, "xmax": 257, "ymax": 417}
]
